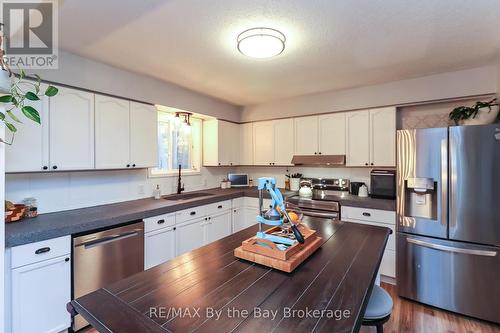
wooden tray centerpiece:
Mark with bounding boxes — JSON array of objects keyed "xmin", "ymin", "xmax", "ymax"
[{"xmin": 234, "ymin": 225, "xmax": 322, "ymax": 273}]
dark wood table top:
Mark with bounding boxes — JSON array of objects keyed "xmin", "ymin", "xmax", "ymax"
[{"xmin": 71, "ymin": 217, "xmax": 390, "ymax": 333}]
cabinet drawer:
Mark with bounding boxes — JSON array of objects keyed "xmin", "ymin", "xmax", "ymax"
[
  {"xmin": 176, "ymin": 206, "xmax": 207, "ymax": 224},
  {"xmin": 144, "ymin": 213, "xmax": 175, "ymax": 233},
  {"xmin": 206, "ymin": 200, "xmax": 232, "ymax": 216},
  {"xmin": 380, "ymin": 249, "xmax": 396, "ymax": 278},
  {"xmin": 11, "ymin": 236, "xmax": 71, "ymax": 269},
  {"xmin": 341, "ymin": 206, "xmax": 395, "ymax": 225}
]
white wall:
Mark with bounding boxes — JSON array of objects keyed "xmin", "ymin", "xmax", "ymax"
[
  {"xmin": 242, "ymin": 66, "xmax": 497, "ymax": 122},
  {"xmin": 6, "ymin": 167, "xmax": 236, "ymax": 214},
  {"xmin": 31, "ymin": 51, "xmax": 242, "ymax": 122}
]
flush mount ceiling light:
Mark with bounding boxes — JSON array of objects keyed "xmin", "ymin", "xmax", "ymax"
[{"xmin": 237, "ymin": 27, "xmax": 286, "ymax": 58}]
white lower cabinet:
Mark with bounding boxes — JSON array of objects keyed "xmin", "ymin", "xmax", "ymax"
[
  {"xmin": 175, "ymin": 217, "xmax": 205, "ymax": 256},
  {"xmin": 341, "ymin": 206, "xmax": 396, "ymax": 278},
  {"xmin": 6, "ymin": 236, "xmax": 71, "ymax": 333},
  {"xmin": 144, "ymin": 226, "xmax": 175, "ymax": 270},
  {"xmin": 205, "ymin": 211, "xmax": 232, "ymax": 243}
]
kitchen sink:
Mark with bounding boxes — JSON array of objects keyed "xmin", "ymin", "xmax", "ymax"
[{"xmin": 164, "ymin": 192, "xmax": 215, "ymax": 201}]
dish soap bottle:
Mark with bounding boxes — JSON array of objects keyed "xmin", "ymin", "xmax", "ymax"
[{"xmin": 154, "ymin": 185, "xmax": 161, "ymax": 199}]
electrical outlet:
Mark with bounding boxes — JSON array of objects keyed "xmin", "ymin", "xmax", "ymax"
[{"xmin": 138, "ymin": 185, "xmax": 145, "ymax": 195}]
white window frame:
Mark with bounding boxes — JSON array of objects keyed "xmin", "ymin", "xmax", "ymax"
[{"xmin": 148, "ymin": 111, "xmax": 202, "ymax": 178}]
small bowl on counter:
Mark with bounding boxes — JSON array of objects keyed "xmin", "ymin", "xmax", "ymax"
[{"xmin": 5, "ymin": 204, "xmax": 27, "ymax": 223}]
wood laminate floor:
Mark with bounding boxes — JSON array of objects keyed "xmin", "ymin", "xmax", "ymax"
[
  {"xmin": 81, "ymin": 282, "xmax": 500, "ymax": 333},
  {"xmin": 360, "ymin": 283, "xmax": 500, "ymax": 333}
]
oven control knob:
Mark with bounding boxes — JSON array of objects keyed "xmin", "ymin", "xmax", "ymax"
[
  {"xmin": 341, "ymin": 180, "xmax": 346, "ymax": 185},
  {"xmin": 335, "ymin": 180, "xmax": 339, "ymax": 185}
]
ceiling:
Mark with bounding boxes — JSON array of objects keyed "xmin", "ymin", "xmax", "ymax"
[{"xmin": 58, "ymin": 0, "xmax": 500, "ymax": 106}]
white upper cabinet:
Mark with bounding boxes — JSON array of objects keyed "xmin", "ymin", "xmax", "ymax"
[
  {"xmin": 319, "ymin": 113, "xmax": 346, "ymax": 155},
  {"xmin": 203, "ymin": 119, "xmax": 239, "ymax": 166},
  {"xmin": 49, "ymin": 87, "xmax": 95, "ymax": 170},
  {"xmin": 239, "ymin": 123, "xmax": 253, "ymax": 165},
  {"xmin": 5, "ymin": 92, "xmax": 49, "ymax": 172},
  {"xmin": 95, "ymin": 95, "xmax": 130, "ymax": 169},
  {"xmin": 345, "ymin": 110, "xmax": 370, "ymax": 166},
  {"xmin": 253, "ymin": 121, "xmax": 275, "ymax": 166},
  {"xmin": 130, "ymin": 102, "xmax": 158, "ymax": 168},
  {"xmin": 370, "ymin": 107, "xmax": 396, "ymax": 166},
  {"xmin": 294, "ymin": 116, "xmax": 318, "ymax": 155},
  {"xmin": 345, "ymin": 107, "xmax": 396, "ymax": 167},
  {"xmin": 273, "ymin": 118, "xmax": 294, "ymax": 165}
]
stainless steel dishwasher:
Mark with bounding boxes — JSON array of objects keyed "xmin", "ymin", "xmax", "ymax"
[{"xmin": 73, "ymin": 221, "xmax": 144, "ymax": 331}]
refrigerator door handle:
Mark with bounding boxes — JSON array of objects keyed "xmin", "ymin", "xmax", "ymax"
[
  {"xmin": 440, "ymin": 138, "xmax": 448, "ymax": 228},
  {"xmin": 407, "ymin": 238, "xmax": 497, "ymax": 257}
]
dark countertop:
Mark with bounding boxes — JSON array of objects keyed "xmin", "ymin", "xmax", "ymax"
[
  {"xmin": 5, "ymin": 187, "xmax": 395, "ymax": 247},
  {"xmin": 71, "ymin": 217, "xmax": 391, "ymax": 333}
]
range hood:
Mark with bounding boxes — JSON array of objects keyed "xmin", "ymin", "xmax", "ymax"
[{"xmin": 290, "ymin": 154, "xmax": 346, "ymax": 166}]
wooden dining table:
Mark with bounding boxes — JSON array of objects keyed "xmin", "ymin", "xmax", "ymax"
[{"xmin": 69, "ymin": 217, "xmax": 390, "ymax": 333}]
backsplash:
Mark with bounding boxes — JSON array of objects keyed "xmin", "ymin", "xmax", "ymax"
[
  {"xmin": 6, "ymin": 167, "xmax": 231, "ymax": 214},
  {"xmin": 237, "ymin": 166, "xmax": 372, "ymax": 190},
  {"xmin": 5, "ymin": 166, "xmax": 372, "ymax": 214}
]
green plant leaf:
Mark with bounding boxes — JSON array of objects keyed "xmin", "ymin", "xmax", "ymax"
[
  {"xmin": 5, "ymin": 122, "xmax": 17, "ymax": 133},
  {"xmin": 25, "ymin": 91, "xmax": 40, "ymax": 101},
  {"xmin": 0, "ymin": 112, "xmax": 5, "ymax": 120},
  {"xmin": 0, "ymin": 95, "xmax": 13, "ymax": 103},
  {"xmin": 7, "ymin": 110, "xmax": 22, "ymax": 123},
  {"xmin": 44, "ymin": 85, "xmax": 58, "ymax": 97},
  {"xmin": 21, "ymin": 105, "xmax": 40, "ymax": 124}
]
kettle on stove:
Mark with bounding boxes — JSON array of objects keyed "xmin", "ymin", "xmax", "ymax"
[{"xmin": 298, "ymin": 180, "xmax": 313, "ymax": 198}]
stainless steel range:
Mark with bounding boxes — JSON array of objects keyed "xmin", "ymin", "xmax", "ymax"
[{"xmin": 288, "ymin": 178, "xmax": 349, "ymax": 220}]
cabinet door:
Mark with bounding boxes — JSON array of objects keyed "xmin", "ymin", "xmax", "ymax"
[
  {"xmin": 202, "ymin": 119, "xmax": 218, "ymax": 166},
  {"xmin": 217, "ymin": 120, "xmax": 231, "ymax": 166},
  {"xmin": 370, "ymin": 107, "xmax": 396, "ymax": 166},
  {"xmin": 273, "ymin": 118, "xmax": 294, "ymax": 165},
  {"xmin": 229, "ymin": 122, "xmax": 240, "ymax": 165},
  {"xmin": 345, "ymin": 111, "xmax": 370, "ymax": 166},
  {"xmin": 5, "ymin": 94, "xmax": 49, "ymax": 172},
  {"xmin": 319, "ymin": 113, "xmax": 345, "ymax": 155},
  {"xmin": 145, "ymin": 227, "xmax": 175, "ymax": 270},
  {"xmin": 243, "ymin": 207, "xmax": 258, "ymax": 229},
  {"xmin": 95, "ymin": 95, "xmax": 130, "ymax": 169},
  {"xmin": 206, "ymin": 211, "xmax": 232, "ymax": 243},
  {"xmin": 11, "ymin": 255, "xmax": 71, "ymax": 333},
  {"xmin": 239, "ymin": 123, "xmax": 253, "ymax": 165},
  {"xmin": 49, "ymin": 87, "xmax": 94, "ymax": 170},
  {"xmin": 294, "ymin": 116, "xmax": 318, "ymax": 155},
  {"xmin": 130, "ymin": 102, "xmax": 158, "ymax": 168},
  {"xmin": 232, "ymin": 207, "xmax": 245, "ymax": 233},
  {"xmin": 175, "ymin": 218, "xmax": 204, "ymax": 256},
  {"xmin": 253, "ymin": 121, "xmax": 274, "ymax": 165}
]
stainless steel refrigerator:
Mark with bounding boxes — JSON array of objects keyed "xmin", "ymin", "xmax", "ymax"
[{"xmin": 396, "ymin": 124, "xmax": 500, "ymax": 324}]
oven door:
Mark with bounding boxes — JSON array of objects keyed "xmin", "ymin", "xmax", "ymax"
[{"xmin": 301, "ymin": 208, "xmax": 339, "ymax": 220}]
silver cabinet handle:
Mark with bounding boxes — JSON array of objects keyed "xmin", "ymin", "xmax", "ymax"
[
  {"xmin": 78, "ymin": 230, "xmax": 142, "ymax": 249},
  {"xmin": 301, "ymin": 209, "xmax": 338, "ymax": 219},
  {"xmin": 407, "ymin": 238, "xmax": 497, "ymax": 257}
]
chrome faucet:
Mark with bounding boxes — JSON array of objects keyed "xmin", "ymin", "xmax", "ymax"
[{"xmin": 177, "ymin": 164, "xmax": 185, "ymax": 194}]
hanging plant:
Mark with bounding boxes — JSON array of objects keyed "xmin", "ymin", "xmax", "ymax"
[{"xmin": 0, "ymin": 27, "xmax": 58, "ymax": 144}]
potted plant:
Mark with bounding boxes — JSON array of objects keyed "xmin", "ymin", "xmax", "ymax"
[
  {"xmin": 449, "ymin": 98, "xmax": 499, "ymax": 126},
  {"xmin": 0, "ymin": 30, "xmax": 58, "ymax": 144}
]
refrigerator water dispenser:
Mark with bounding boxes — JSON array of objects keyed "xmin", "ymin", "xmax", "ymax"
[{"xmin": 405, "ymin": 177, "xmax": 437, "ymax": 220}]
